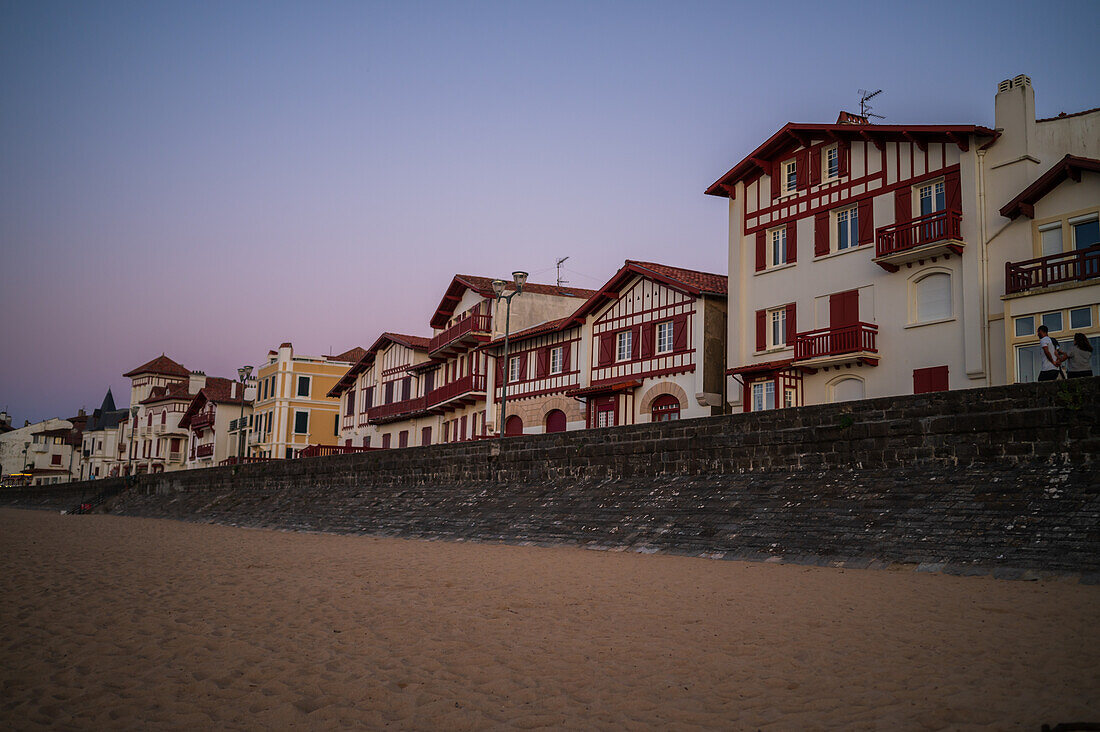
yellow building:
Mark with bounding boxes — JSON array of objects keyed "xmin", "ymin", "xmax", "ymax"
[{"xmin": 250, "ymin": 342, "xmax": 365, "ymax": 459}]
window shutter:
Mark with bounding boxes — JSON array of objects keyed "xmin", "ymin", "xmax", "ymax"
[
  {"xmin": 913, "ymin": 365, "xmax": 949, "ymax": 394},
  {"xmin": 894, "ymin": 187, "xmax": 911, "ymax": 224},
  {"xmin": 838, "ymin": 141, "xmax": 850, "ymax": 176},
  {"xmin": 796, "ymin": 150, "xmax": 808, "ymax": 190},
  {"xmin": 756, "ymin": 230, "xmax": 766, "ymax": 271},
  {"xmin": 640, "ymin": 323, "xmax": 654, "ymax": 359},
  {"xmin": 536, "ymin": 348, "xmax": 549, "ymax": 378},
  {"xmin": 944, "ymin": 168, "xmax": 961, "ymax": 211},
  {"xmin": 770, "ymin": 162, "xmax": 780, "ymax": 199},
  {"xmin": 496, "ymin": 356, "xmax": 505, "ymax": 383},
  {"xmin": 809, "ymin": 149, "xmax": 822, "ymax": 186},
  {"xmin": 672, "ymin": 314, "xmax": 688, "ymax": 351},
  {"xmin": 785, "ymin": 303, "xmax": 797, "ymax": 345},
  {"xmin": 857, "ymin": 198, "xmax": 874, "ymax": 245},
  {"xmin": 755, "ymin": 309, "xmax": 766, "ymax": 352},
  {"xmin": 786, "ymin": 221, "xmax": 797, "ymax": 263},
  {"xmin": 561, "ymin": 341, "xmax": 571, "ymax": 372},
  {"xmin": 598, "ymin": 333, "xmax": 614, "ymax": 366},
  {"xmin": 630, "ymin": 326, "xmax": 641, "ymax": 360},
  {"xmin": 517, "ymin": 352, "xmax": 527, "ymax": 380},
  {"xmin": 402, "ymin": 377, "xmax": 411, "ymax": 401},
  {"xmin": 814, "ymin": 211, "xmax": 830, "ymax": 257}
]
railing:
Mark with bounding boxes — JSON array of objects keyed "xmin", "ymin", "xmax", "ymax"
[
  {"xmin": 168, "ymin": 450, "xmax": 183, "ymax": 462},
  {"xmin": 341, "ymin": 415, "xmax": 356, "ymax": 430},
  {"xmin": 190, "ymin": 412, "xmax": 215, "ymax": 430},
  {"xmin": 219, "ymin": 456, "xmax": 278, "ymax": 466},
  {"xmin": 429, "ymin": 313, "xmax": 492, "ymax": 354},
  {"xmin": 1005, "ymin": 244, "xmax": 1100, "ymax": 294},
  {"xmin": 366, "ymin": 396, "xmax": 428, "ymax": 422},
  {"xmin": 248, "ymin": 431, "xmax": 265, "ymax": 444},
  {"xmin": 195, "ymin": 444, "xmax": 214, "ymax": 458},
  {"xmin": 426, "ymin": 373, "xmax": 486, "ymax": 408},
  {"xmin": 297, "ymin": 444, "xmax": 380, "ymax": 458},
  {"xmin": 876, "ymin": 209, "xmax": 962, "ymax": 258},
  {"xmin": 794, "ymin": 322, "xmax": 878, "ymax": 361}
]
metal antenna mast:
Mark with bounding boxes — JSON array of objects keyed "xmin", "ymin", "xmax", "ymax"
[
  {"xmin": 858, "ymin": 89, "xmax": 885, "ymax": 120},
  {"xmin": 556, "ymin": 256, "xmax": 570, "ymax": 288}
]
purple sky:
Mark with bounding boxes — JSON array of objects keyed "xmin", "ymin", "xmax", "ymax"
[{"xmin": 2, "ymin": 0, "xmax": 1098, "ymax": 423}]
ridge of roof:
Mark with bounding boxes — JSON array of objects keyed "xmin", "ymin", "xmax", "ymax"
[
  {"xmin": 1036, "ymin": 106, "xmax": 1100, "ymax": 123},
  {"xmin": 625, "ymin": 260, "xmax": 728, "ymax": 295},
  {"xmin": 123, "ymin": 354, "xmax": 190, "ymax": 378},
  {"xmin": 327, "ymin": 346, "xmax": 367, "ymax": 363},
  {"xmin": 430, "ymin": 274, "xmax": 598, "ymax": 328}
]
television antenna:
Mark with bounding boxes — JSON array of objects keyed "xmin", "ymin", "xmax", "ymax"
[
  {"xmin": 556, "ymin": 256, "xmax": 570, "ymax": 287},
  {"xmin": 858, "ymin": 89, "xmax": 885, "ymax": 120}
]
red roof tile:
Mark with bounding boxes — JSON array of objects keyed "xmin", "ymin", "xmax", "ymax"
[
  {"xmin": 568, "ymin": 260, "xmax": 728, "ymax": 322},
  {"xmin": 430, "ymin": 274, "xmax": 597, "ymax": 328},
  {"xmin": 123, "ymin": 354, "xmax": 189, "ymax": 378},
  {"xmin": 327, "ymin": 346, "xmax": 367, "ymax": 363},
  {"xmin": 326, "ymin": 333, "xmax": 432, "ymax": 397},
  {"xmin": 484, "ymin": 317, "xmax": 575, "ymax": 348},
  {"xmin": 625, "ymin": 261, "xmax": 728, "ymax": 296}
]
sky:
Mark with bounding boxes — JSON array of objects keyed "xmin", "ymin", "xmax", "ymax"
[{"xmin": 1, "ymin": 0, "xmax": 1098, "ymax": 423}]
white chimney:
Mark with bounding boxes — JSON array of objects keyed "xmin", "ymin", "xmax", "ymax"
[{"xmin": 994, "ymin": 74, "xmax": 1037, "ymax": 165}]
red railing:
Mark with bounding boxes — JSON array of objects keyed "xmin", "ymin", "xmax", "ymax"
[
  {"xmin": 341, "ymin": 415, "xmax": 356, "ymax": 430},
  {"xmin": 426, "ymin": 373, "xmax": 486, "ymax": 408},
  {"xmin": 1005, "ymin": 244, "xmax": 1100, "ymax": 294},
  {"xmin": 366, "ymin": 396, "xmax": 427, "ymax": 422},
  {"xmin": 429, "ymin": 313, "xmax": 491, "ymax": 354},
  {"xmin": 876, "ymin": 209, "xmax": 962, "ymax": 258},
  {"xmin": 189, "ymin": 411, "xmax": 215, "ymax": 430},
  {"xmin": 298, "ymin": 444, "xmax": 381, "ymax": 458},
  {"xmin": 195, "ymin": 444, "xmax": 214, "ymax": 458},
  {"xmin": 794, "ymin": 322, "xmax": 878, "ymax": 361},
  {"xmin": 218, "ymin": 456, "xmax": 278, "ymax": 466}
]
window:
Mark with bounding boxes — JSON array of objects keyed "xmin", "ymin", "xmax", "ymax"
[
  {"xmin": 597, "ymin": 408, "xmax": 614, "ymax": 428},
  {"xmin": 616, "ymin": 330, "xmax": 632, "ymax": 361},
  {"xmin": 1072, "ymin": 215, "xmax": 1099, "ymax": 250},
  {"xmin": 398, "ymin": 430, "xmax": 409, "ymax": 448},
  {"xmin": 656, "ymin": 321, "xmax": 674, "ymax": 354},
  {"xmin": 651, "ymin": 395, "xmax": 681, "ymax": 422},
  {"xmin": 545, "ymin": 409, "xmax": 567, "ymax": 433},
  {"xmin": 1070, "ymin": 307, "xmax": 1092, "ymax": 329},
  {"xmin": 296, "ymin": 376, "xmax": 311, "ymax": 397},
  {"xmin": 782, "ymin": 159, "xmax": 797, "ymax": 194},
  {"xmin": 505, "ymin": 415, "xmax": 523, "ymax": 436},
  {"xmin": 918, "ymin": 180, "xmax": 945, "ymax": 216},
  {"xmin": 913, "ymin": 272, "xmax": 952, "ymax": 323},
  {"xmin": 768, "ymin": 307, "xmax": 787, "ymax": 349},
  {"xmin": 769, "ymin": 227, "xmax": 787, "ymax": 267},
  {"xmin": 1014, "ymin": 316, "xmax": 1035, "ymax": 337},
  {"xmin": 751, "ymin": 381, "xmax": 775, "ymax": 412},
  {"xmin": 549, "ymin": 346, "xmax": 564, "ymax": 375},
  {"xmin": 1039, "ymin": 223, "xmax": 1063, "ymax": 256},
  {"xmin": 293, "ymin": 410, "xmax": 309, "ymax": 434},
  {"xmin": 509, "ymin": 356, "xmax": 522, "ymax": 382},
  {"xmin": 836, "ymin": 207, "xmax": 858, "ymax": 251},
  {"xmin": 381, "ymin": 433, "xmax": 391, "ymax": 449},
  {"xmin": 1042, "ymin": 311, "xmax": 1063, "ymax": 333},
  {"xmin": 825, "ymin": 145, "xmax": 839, "ymax": 179},
  {"xmin": 51, "ymin": 454, "xmax": 62, "ymax": 466}
]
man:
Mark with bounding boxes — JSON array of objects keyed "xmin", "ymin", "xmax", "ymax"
[{"xmin": 1036, "ymin": 325, "xmax": 1064, "ymax": 381}]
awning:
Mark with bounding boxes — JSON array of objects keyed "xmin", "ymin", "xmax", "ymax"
[
  {"xmin": 726, "ymin": 359, "xmax": 794, "ymax": 377},
  {"xmin": 565, "ymin": 379, "xmax": 642, "ymax": 398}
]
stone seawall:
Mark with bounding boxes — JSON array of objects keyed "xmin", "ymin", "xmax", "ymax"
[{"xmin": 49, "ymin": 379, "xmax": 1100, "ymax": 573}]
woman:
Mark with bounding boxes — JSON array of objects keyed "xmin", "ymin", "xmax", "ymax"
[{"xmin": 1062, "ymin": 332, "xmax": 1095, "ymax": 378}]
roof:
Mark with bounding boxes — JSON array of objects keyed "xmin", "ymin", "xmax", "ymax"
[
  {"xmin": 326, "ymin": 332, "xmax": 432, "ymax": 397},
  {"xmin": 178, "ymin": 378, "xmax": 250, "ymax": 428},
  {"xmin": 1036, "ymin": 107, "xmax": 1100, "ymax": 123},
  {"xmin": 123, "ymin": 354, "xmax": 190, "ymax": 378},
  {"xmin": 484, "ymin": 317, "xmax": 575, "ymax": 348},
  {"xmin": 99, "ymin": 388, "xmax": 117, "ymax": 413},
  {"xmin": 565, "ymin": 379, "xmax": 642, "ymax": 398},
  {"xmin": 568, "ymin": 260, "xmax": 727, "ymax": 323},
  {"xmin": 705, "ymin": 122, "xmax": 998, "ymax": 197},
  {"xmin": 999, "ymin": 155, "xmax": 1100, "ymax": 220},
  {"xmin": 726, "ymin": 359, "xmax": 795, "ymax": 377},
  {"xmin": 326, "ymin": 346, "xmax": 367, "ymax": 364},
  {"xmin": 430, "ymin": 274, "xmax": 596, "ymax": 329}
]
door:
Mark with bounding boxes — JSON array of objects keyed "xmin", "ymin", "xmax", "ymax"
[
  {"xmin": 829, "ymin": 290, "xmax": 860, "ymax": 353},
  {"xmin": 545, "ymin": 409, "xmax": 567, "ymax": 433}
]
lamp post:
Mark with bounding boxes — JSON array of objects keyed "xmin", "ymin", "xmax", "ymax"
[
  {"xmin": 127, "ymin": 406, "xmax": 139, "ymax": 476},
  {"xmin": 492, "ymin": 271, "xmax": 528, "ymax": 437},
  {"xmin": 237, "ymin": 365, "xmax": 253, "ymax": 460},
  {"xmin": 22, "ymin": 441, "xmax": 30, "ymax": 473}
]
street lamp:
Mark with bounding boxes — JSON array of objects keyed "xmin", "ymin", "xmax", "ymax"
[
  {"xmin": 22, "ymin": 441, "xmax": 30, "ymax": 472},
  {"xmin": 127, "ymin": 406, "xmax": 139, "ymax": 476},
  {"xmin": 237, "ymin": 365, "xmax": 253, "ymax": 460},
  {"xmin": 493, "ymin": 271, "xmax": 528, "ymax": 437}
]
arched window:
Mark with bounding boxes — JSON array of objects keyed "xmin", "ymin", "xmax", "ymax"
[
  {"xmin": 651, "ymin": 394, "xmax": 681, "ymax": 422},
  {"xmin": 161, "ymin": 409, "xmax": 167, "ymax": 424},
  {"xmin": 505, "ymin": 415, "xmax": 524, "ymax": 436},
  {"xmin": 913, "ymin": 272, "xmax": 952, "ymax": 323},
  {"xmin": 829, "ymin": 377, "xmax": 865, "ymax": 403},
  {"xmin": 545, "ymin": 409, "xmax": 567, "ymax": 433}
]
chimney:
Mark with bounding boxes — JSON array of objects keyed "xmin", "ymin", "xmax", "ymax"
[
  {"xmin": 994, "ymin": 74, "xmax": 1036, "ymax": 164},
  {"xmin": 189, "ymin": 370, "xmax": 207, "ymax": 393}
]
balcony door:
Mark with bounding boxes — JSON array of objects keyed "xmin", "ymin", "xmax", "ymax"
[{"xmin": 829, "ymin": 290, "xmax": 860, "ymax": 353}]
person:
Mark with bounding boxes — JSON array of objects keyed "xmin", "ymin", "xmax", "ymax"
[
  {"xmin": 1062, "ymin": 332, "xmax": 1095, "ymax": 379},
  {"xmin": 1036, "ymin": 325, "xmax": 1064, "ymax": 381}
]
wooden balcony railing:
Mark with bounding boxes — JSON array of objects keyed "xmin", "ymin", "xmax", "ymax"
[
  {"xmin": 190, "ymin": 412, "xmax": 215, "ymax": 430},
  {"xmin": 195, "ymin": 444, "xmax": 214, "ymax": 458},
  {"xmin": 876, "ymin": 209, "xmax": 962, "ymax": 258},
  {"xmin": 1005, "ymin": 244, "xmax": 1100, "ymax": 294},
  {"xmin": 426, "ymin": 373, "xmax": 486, "ymax": 408},
  {"xmin": 794, "ymin": 322, "xmax": 878, "ymax": 361},
  {"xmin": 218, "ymin": 456, "xmax": 278, "ymax": 466},
  {"xmin": 297, "ymin": 444, "xmax": 381, "ymax": 458},
  {"xmin": 429, "ymin": 313, "xmax": 491, "ymax": 354},
  {"xmin": 366, "ymin": 396, "xmax": 427, "ymax": 422}
]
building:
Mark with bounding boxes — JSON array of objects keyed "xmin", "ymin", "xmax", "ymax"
[
  {"xmin": 0, "ymin": 416, "xmax": 84, "ymax": 485},
  {"xmin": 178, "ymin": 378, "xmax": 255, "ymax": 468},
  {"xmin": 706, "ymin": 75, "xmax": 1098, "ymax": 411},
  {"xmin": 78, "ymin": 389, "xmax": 130, "ymax": 479},
  {"xmin": 483, "ymin": 260, "xmax": 728, "ymax": 434},
  {"xmin": 251, "ymin": 343, "xmax": 365, "ymax": 459}
]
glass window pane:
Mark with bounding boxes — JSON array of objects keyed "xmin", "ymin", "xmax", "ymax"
[
  {"xmin": 1041, "ymin": 312, "xmax": 1063, "ymax": 332},
  {"xmin": 1014, "ymin": 316, "xmax": 1035, "ymax": 337},
  {"xmin": 1040, "ymin": 226, "xmax": 1063, "ymax": 256},
  {"xmin": 1070, "ymin": 307, "xmax": 1092, "ymax": 329},
  {"xmin": 1072, "ymin": 218, "xmax": 1100, "ymax": 250},
  {"xmin": 1016, "ymin": 344, "xmax": 1042, "ymax": 383}
]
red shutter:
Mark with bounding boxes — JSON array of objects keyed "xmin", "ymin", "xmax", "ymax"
[
  {"xmin": 895, "ymin": 186, "xmax": 911, "ymax": 224},
  {"xmin": 536, "ymin": 348, "xmax": 549, "ymax": 378},
  {"xmin": 857, "ymin": 198, "xmax": 874, "ymax": 245},
  {"xmin": 944, "ymin": 168, "xmax": 961, "ymax": 212},
  {"xmin": 814, "ymin": 211, "xmax": 830, "ymax": 257},
  {"xmin": 913, "ymin": 365, "xmax": 949, "ymax": 394},
  {"xmin": 838, "ymin": 141, "xmax": 850, "ymax": 176},
  {"xmin": 672, "ymin": 314, "xmax": 688, "ymax": 351},
  {"xmin": 770, "ymin": 162, "xmax": 780, "ymax": 199},
  {"xmin": 755, "ymin": 309, "xmax": 766, "ymax": 352},
  {"xmin": 830, "ymin": 290, "xmax": 859, "ymax": 327},
  {"xmin": 809, "ymin": 148, "xmax": 822, "ymax": 186},
  {"xmin": 755, "ymin": 230, "xmax": 766, "ymax": 271},
  {"xmin": 796, "ymin": 150, "xmax": 808, "ymax": 190},
  {"xmin": 561, "ymin": 341, "xmax": 571, "ymax": 372},
  {"xmin": 786, "ymin": 221, "xmax": 797, "ymax": 263},
  {"xmin": 640, "ymin": 323, "xmax": 654, "ymax": 359},
  {"xmin": 785, "ymin": 303, "xmax": 797, "ymax": 345},
  {"xmin": 630, "ymin": 326, "xmax": 641, "ymax": 359},
  {"xmin": 517, "ymin": 352, "xmax": 527, "ymax": 380},
  {"xmin": 496, "ymin": 356, "xmax": 505, "ymax": 383},
  {"xmin": 598, "ymin": 333, "xmax": 614, "ymax": 366}
]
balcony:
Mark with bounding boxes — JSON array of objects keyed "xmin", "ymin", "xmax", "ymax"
[
  {"xmin": 190, "ymin": 412, "xmax": 215, "ymax": 430},
  {"xmin": 168, "ymin": 450, "xmax": 184, "ymax": 463},
  {"xmin": 429, "ymin": 313, "xmax": 492, "ymax": 356},
  {"xmin": 1005, "ymin": 245, "xmax": 1100, "ymax": 295},
  {"xmin": 793, "ymin": 322, "xmax": 879, "ymax": 369},
  {"xmin": 30, "ymin": 443, "xmax": 47, "ymax": 453},
  {"xmin": 248, "ymin": 431, "xmax": 265, "ymax": 445},
  {"xmin": 195, "ymin": 444, "xmax": 214, "ymax": 458},
  {"xmin": 366, "ymin": 396, "xmax": 428, "ymax": 424},
  {"xmin": 874, "ymin": 209, "xmax": 963, "ymax": 272},
  {"xmin": 341, "ymin": 415, "xmax": 356, "ymax": 431},
  {"xmin": 425, "ymin": 373, "xmax": 486, "ymax": 413}
]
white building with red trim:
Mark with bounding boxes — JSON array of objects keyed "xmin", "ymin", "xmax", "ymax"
[
  {"xmin": 707, "ymin": 75, "xmax": 1098, "ymax": 411},
  {"xmin": 178, "ymin": 378, "xmax": 255, "ymax": 469}
]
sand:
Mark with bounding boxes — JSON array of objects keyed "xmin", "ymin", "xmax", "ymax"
[{"xmin": 1, "ymin": 508, "xmax": 1097, "ymax": 730}]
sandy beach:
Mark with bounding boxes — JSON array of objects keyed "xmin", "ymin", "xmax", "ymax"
[{"xmin": 1, "ymin": 508, "xmax": 1097, "ymax": 730}]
